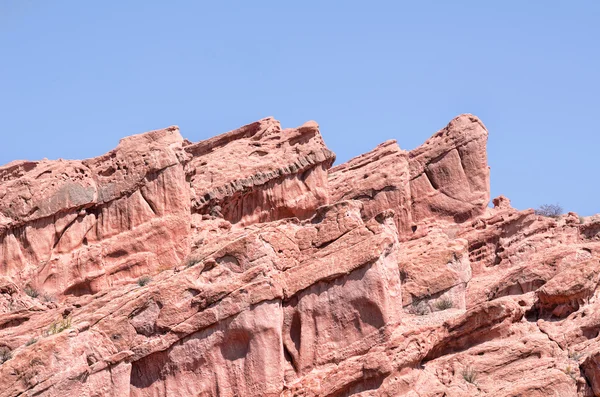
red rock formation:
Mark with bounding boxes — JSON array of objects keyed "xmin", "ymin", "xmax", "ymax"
[
  {"xmin": 186, "ymin": 117, "xmax": 334, "ymax": 225},
  {"xmin": 0, "ymin": 114, "xmax": 598, "ymax": 397},
  {"xmin": 329, "ymin": 114, "xmax": 490, "ymax": 239},
  {"xmin": 409, "ymin": 114, "xmax": 490, "ymax": 224},
  {"xmin": 0, "ymin": 127, "xmax": 190, "ymax": 298}
]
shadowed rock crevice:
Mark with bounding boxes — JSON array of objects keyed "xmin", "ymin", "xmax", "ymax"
[{"xmin": 130, "ymin": 349, "xmax": 170, "ymax": 389}]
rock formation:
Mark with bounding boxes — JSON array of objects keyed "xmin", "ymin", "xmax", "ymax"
[{"xmin": 0, "ymin": 114, "xmax": 598, "ymax": 397}]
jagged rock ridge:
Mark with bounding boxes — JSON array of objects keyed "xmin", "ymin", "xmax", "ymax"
[{"xmin": 0, "ymin": 114, "xmax": 599, "ymax": 397}]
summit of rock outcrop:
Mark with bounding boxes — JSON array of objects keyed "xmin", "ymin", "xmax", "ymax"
[{"xmin": 0, "ymin": 115, "xmax": 598, "ymax": 397}]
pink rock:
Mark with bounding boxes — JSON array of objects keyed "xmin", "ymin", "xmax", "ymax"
[
  {"xmin": 329, "ymin": 140, "xmax": 413, "ymax": 236},
  {"xmin": 0, "ymin": 126, "xmax": 190, "ymax": 298},
  {"xmin": 185, "ymin": 118, "xmax": 334, "ymax": 225},
  {"xmin": 492, "ymin": 195, "xmax": 512, "ymax": 209},
  {"xmin": 1, "ymin": 114, "xmax": 598, "ymax": 397},
  {"xmin": 409, "ymin": 114, "xmax": 490, "ymax": 224},
  {"xmin": 329, "ymin": 114, "xmax": 490, "ymax": 241}
]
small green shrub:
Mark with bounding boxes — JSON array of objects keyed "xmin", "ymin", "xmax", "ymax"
[
  {"xmin": 462, "ymin": 365, "xmax": 477, "ymax": 384},
  {"xmin": 46, "ymin": 317, "xmax": 71, "ymax": 336},
  {"xmin": 434, "ymin": 296, "xmax": 454, "ymax": 311},
  {"xmin": 25, "ymin": 338, "xmax": 38, "ymax": 347},
  {"xmin": 569, "ymin": 350, "xmax": 583, "ymax": 361},
  {"xmin": 0, "ymin": 348, "xmax": 12, "ymax": 364},
  {"xmin": 24, "ymin": 286, "xmax": 39, "ymax": 299},
  {"xmin": 579, "ymin": 216, "xmax": 585, "ymax": 224},
  {"xmin": 137, "ymin": 276, "xmax": 152, "ymax": 287}
]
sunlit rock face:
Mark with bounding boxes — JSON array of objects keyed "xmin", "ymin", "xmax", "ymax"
[{"xmin": 1, "ymin": 114, "xmax": 597, "ymax": 397}]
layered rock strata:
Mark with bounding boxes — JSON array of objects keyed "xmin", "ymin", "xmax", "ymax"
[{"xmin": 0, "ymin": 114, "xmax": 598, "ymax": 397}]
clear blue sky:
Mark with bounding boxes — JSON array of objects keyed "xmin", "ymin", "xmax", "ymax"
[{"xmin": 1, "ymin": 2, "xmax": 598, "ymax": 215}]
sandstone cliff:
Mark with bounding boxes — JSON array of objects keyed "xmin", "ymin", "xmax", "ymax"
[{"xmin": 0, "ymin": 115, "xmax": 598, "ymax": 397}]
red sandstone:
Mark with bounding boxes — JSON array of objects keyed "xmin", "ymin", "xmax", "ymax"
[{"xmin": 0, "ymin": 114, "xmax": 598, "ymax": 396}]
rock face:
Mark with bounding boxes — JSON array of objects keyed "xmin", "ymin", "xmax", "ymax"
[
  {"xmin": 0, "ymin": 114, "xmax": 598, "ymax": 397},
  {"xmin": 0, "ymin": 127, "xmax": 190, "ymax": 297},
  {"xmin": 408, "ymin": 114, "xmax": 489, "ymax": 224},
  {"xmin": 185, "ymin": 118, "xmax": 334, "ymax": 225},
  {"xmin": 329, "ymin": 114, "xmax": 490, "ymax": 239}
]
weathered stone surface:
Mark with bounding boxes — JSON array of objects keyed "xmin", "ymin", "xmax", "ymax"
[
  {"xmin": 409, "ymin": 114, "xmax": 490, "ymax": 224},
  {"xmin": 329, "ymin": 114, "xmax": 490, "ymax": 241},
  {"xmin": 329, "ymin": 140, "xmax": 413, "ymax": 236},
  {"xmin": 0, "ymin": 114, "xmax": 598, "ymax": 397},
  {"xmin": 0, "ymin": 199, "xmax": 401, "ymax": 397},
  {"xmin": 0, "ymin": 127, "xmax": 190, "ymax": 298},
  {"xmin": 185, "ymin": 118, "xmax": 335, "ymax": 225},
  {"xmin": 398, "ymin": 229, "xmax": 470, "ymax": 311}
]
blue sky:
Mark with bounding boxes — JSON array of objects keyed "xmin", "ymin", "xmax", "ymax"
[{"xmin": 1, "ymin": 1, "xmax": 598, "ymax": 215}]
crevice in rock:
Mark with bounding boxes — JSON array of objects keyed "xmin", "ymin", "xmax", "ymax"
[
  {"xmin": 489, "ymin": 278, "xmax": 546, "ymax": 301},
  {"xmin": 532, "ymin": 314, "xmax": 588, "ymax": 392},
  {"xmin": 106, "ymin": 249, "xmax": 128, "ymax": 259},
  {"xmin": 581, "ymin": 324, "xmax": 600, "ymax": 340},
  {"xmin": 350, "ymin": 185, "xmax": 399, "ymax": 202},
  {"xmin": 191, "ymin": 150, "xmax": 333, "ymax": 221},
  {"xmin": 283, "ymin": 343, "xmax": 298, "ymax": 373},
  {"xmin": 139, "ymin": 188, "xmax": 158, "ymax": 216},
  {"xmin": 0, "ymin": 316, "xmax": 29, "ymax": 330},
  {"xmin": 289, "ymin": 310, "xmax": 301, "ymax": 353},
  {"xmin": 63, "ymin": 279, "xmax": 93, "ymax": 297},
  {"xmin": 402, "ymin": 282, "xmax": 464, "ymax": 310},
  {"xmin": 130, "ymin": 349, "xmax": 169, "ymax": 389},
  {"xmin": 424, "ymin": 167, "xmax": 440, "ymax": 191}
]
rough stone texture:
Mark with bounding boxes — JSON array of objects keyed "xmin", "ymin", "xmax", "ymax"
[
  {"xmin": 0, "ymin": 127, "xmax": 190, "ymax": 298},
  {"xmin": 1, "ymin": 114, "xmax": 599, "ymax": 397},
  {"xmin": 329, "ymin": 114, "xmax": 490, "ymax": 240},
  {"xmin": 329, "ymin": 140, "xmax": 413, "ymax": 236},
  {"xmin": 408, "ymin": 114, "xmax": 490, "ymax": 224},
  {"xmin": 185, "ymin": 117, "xmax": 335, "ymax": 225}
]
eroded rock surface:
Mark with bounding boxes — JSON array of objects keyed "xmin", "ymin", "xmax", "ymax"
[{"xmin": 1, "ymin": 114, "xmax": 598, "ymax": 397}]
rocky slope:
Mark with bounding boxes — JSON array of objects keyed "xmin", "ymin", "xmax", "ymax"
[{"xmin": 0, "ymin": 115, "xmax": 598, "ymax": 396}]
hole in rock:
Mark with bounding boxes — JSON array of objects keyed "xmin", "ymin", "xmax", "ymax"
[
  {"xmin": 493, "ymin": 279, "xmax": 546, "ymax": 300},
  {"xmin": 454, "ymin": 211, "xmax": 471, "ymax": 224},
  {"xmin": 98, "ymin": 166, "xmax": 116, "ymax": 177},
  {"xmin": 64, "ymin": 280, "xmax": 93, "ymax": 297},
  {"xmin": 107, "ymin": 249, "xmax": 128, "ymax": 258},
  {"xmin": 525, "ymin": 307, "xmax": 540, "ymax": 322},
  {"xmin": 582, "ymin": 325, "xmax": 600, "ymax": 340},
  {"xmin": 0, "ymin": 316, "xmax": 29, "ymax": 331}
]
